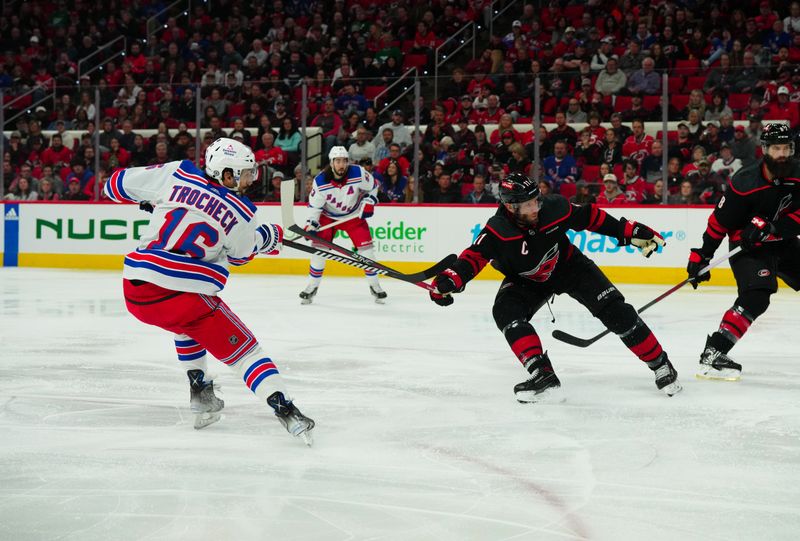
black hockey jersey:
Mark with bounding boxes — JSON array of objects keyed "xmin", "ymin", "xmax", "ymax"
[
  {"xmin": 701, "ymin": 159, "xmax": 800, "ymax": 255},
  {"xmin": 449, "ymin": 195, "xmax": 630, "ymax": 285}
]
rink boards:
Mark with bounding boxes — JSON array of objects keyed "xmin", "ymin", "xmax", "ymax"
[{"xmin": 1, "ymin": 201, "xmax": 739, "ymax": 285}]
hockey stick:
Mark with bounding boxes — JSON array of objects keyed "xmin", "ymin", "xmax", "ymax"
[
  {"xmin": 551, "ymin": 246, "xmax": 743, "ymax": 348},
  {"xmin": 284, "ymin": 238, "xmax": 404, "ymax": 276},
  {"xmin": 280, "ymin": 179, "xmax": 457, "ymax": 290},
  {"xmin": 284, "ymin": 203, "xmax": 364, "ymax": 241}
]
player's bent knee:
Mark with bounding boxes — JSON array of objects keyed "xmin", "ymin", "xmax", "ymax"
[
  {"xmin": 493, "ymin": 299, "xmax": 528, "ymax": 331},
  {"xmin": 736, "ymin": 289, "xmax": 771, "ymax": 319},
  {"xmin": 596, "ymin": 300, "xmax": 639, "ymax": 335}
]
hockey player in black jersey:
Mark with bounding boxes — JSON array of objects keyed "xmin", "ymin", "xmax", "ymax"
[
  {"xmin": 429, "ymin": 172, "xmax": 682, "ymax": 402},
  {"xmin": 687, "ymin": 122, "xmax": 800, "ymax": 381}
]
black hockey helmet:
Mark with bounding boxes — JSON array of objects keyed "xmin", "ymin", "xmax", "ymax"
[
  {"xmin": 761, "ymin": 122, "xmax": 794, "ymax": 155},
  {"xmin": 499, "ymin": 172, "xmax": 540, "ymax": 204}
]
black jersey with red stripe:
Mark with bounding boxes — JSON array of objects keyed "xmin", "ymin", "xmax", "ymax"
[
  {"xmin": 700, "ymin": 159, "xmax": 800, "ymax": 255},
  {"xmin": 448, "ymin": 195, "xmax": 628, "ymax": 285}
]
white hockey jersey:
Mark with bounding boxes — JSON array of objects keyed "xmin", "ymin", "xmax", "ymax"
[
  {"xmin": 105, "ymin": 160, "xmax": 280, "ymax": 295},
  {"xmin": 307, "ymin": 164, "xmax": 378, "ymax": 223}
]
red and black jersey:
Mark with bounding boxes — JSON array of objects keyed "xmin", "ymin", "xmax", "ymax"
[
  {"xmin": 701, "ymin": 159, "xmax": 800, "ymax": 255},
  {"xmin": 448, "ymin": 195, "xmax": 629, "ymax": 285}
]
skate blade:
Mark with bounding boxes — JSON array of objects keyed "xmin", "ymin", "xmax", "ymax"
[
  {"xmin": 515, "ymin": 387, "xmax": 563, "ymax": 404},
  {"xmin": 298, "ymin": 429, "xmax": 314, "ymax": 446},
  {"xmin": 661, "ymin": 381, "xmax": 683, "ymax": 396},
  {"xmin": 194, "ymin": 412, "xmax": 221, "ymax": 429},
  {"xmin": 695, "ymin": 372, "xmax": 741, "ymax": 382},
  {"xmin": 374, "ymin": 297, "xmax": 386, "ymax": 305},
  {"xmin": 300, "ymin": 298, "xmax": 313, "ymax": 305}
]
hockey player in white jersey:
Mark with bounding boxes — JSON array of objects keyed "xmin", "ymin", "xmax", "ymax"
[
  {"xmin": 299, "ymin": 146, "xmax": 386, "ymax": 304},
  {"xmin": 105, "ymin": 137, "xmax": 314, "ymax": 444}
]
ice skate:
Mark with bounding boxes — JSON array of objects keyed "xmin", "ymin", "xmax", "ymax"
[
  {"xmin": 188, "ymin": 369, "xmax": 224, "ymax": 429},
  {"xmin": 370, "ymin": 284, "xmax": 387, "ymax": 304},
  {"xmin": 514, "ymin": 353, "xmax": 561, "ymax": 403},
  {"xmin": 299, "ymin": 285, "xmax": 318, "ymax": 305},
  {"xmin": 647, "ymin": 354, "xmax": 682, "ymax": 396},
  {"xmin": 267, "ymin": 391, "xmax": 315, "ymax": 446},
  {"xmin": 696, "ymin": 335, "xmax": 742, "ymax": 381}
]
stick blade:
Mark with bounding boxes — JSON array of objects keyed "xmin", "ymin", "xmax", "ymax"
[{"xmin": 551, "ymin": 329, "xmax": 595, "ymax": 348}]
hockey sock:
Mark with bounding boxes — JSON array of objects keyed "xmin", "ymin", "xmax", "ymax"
[
  {"xmin": 306, "ymin": 252, "xmax": 326, "ymax": 288},
  {"xmin": 358, "ymin": 245, "xmax": 381, "ymax": 287},
  {"xmin": 716, "ymin": 304, "xmax": 755, "ymax": 347},
  {"xmin": 174, "ymin": 334, "xmax": 209, "ymax": 374},
  {"xmin": 618, "ymin": 318, "xmax": 664, "ymax": 363},
  {"xmin": 232, "ymin": 346, "xmax": 289, "ymax": 401},
  {"xmin": 501, "ymin": 319, "xmax": 543, "ymax": 366}
]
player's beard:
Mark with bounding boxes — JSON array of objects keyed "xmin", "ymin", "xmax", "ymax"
[
  {"xmin": 764, "ymin": 155, "xmax": 793, "ymax": 178},
  {"xmin": 511, "ymin": 206, "xmax": 539, "ymax": 229}
]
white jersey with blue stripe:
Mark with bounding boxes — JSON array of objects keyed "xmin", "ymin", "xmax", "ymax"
[
  {"xmin": 105, "ymin": 160, "xmax": 280, "ymax": 295},
  {"xmin": 307, "ymin": 164, "xmax": 378, "ymax": 223}
]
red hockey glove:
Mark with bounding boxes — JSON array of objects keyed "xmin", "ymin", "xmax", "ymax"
[
  {"xmin": 619, "ymin": 219, "xmax": 666, "ymax": 258},
  {"xmin": 362, "ymin": 204, "xmax": 375, "ymax": 219},
  {"xmin": 740, "ymin": 215, "xmax": 776, "ymax": 251},
  {"xmin": 686, "ymin": 248, "xmax": 712, "ymax": 289}
]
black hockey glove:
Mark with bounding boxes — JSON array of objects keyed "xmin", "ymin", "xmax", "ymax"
[
  {"xmin": 740, "ymin": 215, "xmax": 776, "ymax": 251},
  {"xmin": 429, "ymin": 269, "xmax": 463, "ymax": 307},
  {"xmin": 619, "ymin": 218, "xmax": 665, "ymax": 258},
  {"xmin": 686, "ymin": 248, "xmax": 712, "ymax": 289},
  {"xmin": 139, "ymin": 201, "xmax": 154, "ymax": 213}
]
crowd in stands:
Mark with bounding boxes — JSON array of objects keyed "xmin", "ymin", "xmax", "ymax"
[{"xmin": 2, "ymin": 0, "xmax": 800, "ymax": 205}]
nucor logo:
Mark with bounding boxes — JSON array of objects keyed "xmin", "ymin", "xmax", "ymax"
[{"xmin": 35, "ymin": 218, "xmax": 150, "ymax": 240}]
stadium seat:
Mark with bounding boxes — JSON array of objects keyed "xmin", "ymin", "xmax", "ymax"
[
  {"xmin": 667, "ymin": 76, "xmax": 684, "ymax": 94},
  {"xmin": 727, "ymin": 93, "xmax": 750, "ymax": 111},
  {"xmin": 460, "ymin": 183, "xmax": 474, "ymax": 197},
  {"xmin": 402, "ymin": 54, "xmax": 428, "ymax": 71},
  {"xmin": 614, "ymin": 95, "xmax": 633, "ymax": 112},
  {"xmin": 581, "ymin": 165, "xmax": 600, "ymax": 182},
  {"xmin": 671, "ymin": 94, "xmax": 690, "ymax": 111},
  {"xmin": 642, "ymin": 95, "xmax": 660, "ymax": 111},
  {"xmin": 563, "ymin": 5, "xmax": 585, "ymax": 19},
  {"xmin": 559, "ymin": 182, "xmax": 577, "ymax": 199},
  {"xmin": 227, "ymin": 103, "xmax": 245, "ymax": 118},
  {"xmin": 364, "ymin": 85, "xmax": 387, "ymax": 101},
  {"xmin": 104, "ymin": 107, "xmax": 119, "ymax": 118},
  {"xmin": 656, "ymin": 130, "xmax": 679, "ymax": 141},
  {"xmin": 674, "ymin": 59, "xmax": 700, "ymax": 75},
  {"xmin": 685, "ymin": 76, "xmax": 706, "ymax": 91}
]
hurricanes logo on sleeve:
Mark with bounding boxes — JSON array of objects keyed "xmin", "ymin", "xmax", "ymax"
[
  {"xmin": 229, "ymin": 335, "xmax": 239, "ymax": 345},
  {"xmin": 519, "ymin": 244, "xmax": 560, "ymax": 282}
]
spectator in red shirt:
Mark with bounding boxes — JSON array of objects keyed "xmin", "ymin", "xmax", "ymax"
[
  {"xmin": 489, "ymin": 114, "xmax": 520, "ymax": 145},
  {"xmin": 755, "ymin": 1, "xmax": 778, "ymax": 31},
  {"xmin": 597, "ymin": 173, "xmax": 627, "ymax": 205},
  {"xmin": 763, "ymin": 86, "xmax": 800, "ymax": 128},
  {"xmin": 124, "ymin": 41, "xmax": 148, "ymax": 76},
  {"xmin": 619, "ymin": 158, "xmax": 649, "ymax": 203},
  {"xmin": 254, "ymin": 131, "xmax": 288, "ymax": 168},
  {"xmin": 103, "ymin": 138, "xmax": 131, "ymax": 170},
  {"xmin": 40, "ymin": 134, "xmax": 73, "ymax": 168},
  {"xmin": 623, "ymin": 119, "xmax": 655, "ymax": 163},
  {"xmin": 377, "ymin": 143, "xmax": 410, "ymax": 177},
  {"xmin": 477, "ymin": 95, "xmax": 505, "ymax": 125}
]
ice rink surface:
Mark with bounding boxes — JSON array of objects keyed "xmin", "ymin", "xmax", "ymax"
[{"xmin": 1, "ymin": 268, "xmax": 798, "ymax": 541}]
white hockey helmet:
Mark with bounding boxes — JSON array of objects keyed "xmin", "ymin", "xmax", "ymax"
[
  {"xmin": 204, "ymin": 137, "xmax": 258, "ymax": 189},
  {"xmin": 328, "ymin": 145, "xmax": 349, "ymax": 162}
]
